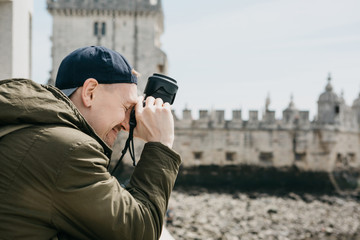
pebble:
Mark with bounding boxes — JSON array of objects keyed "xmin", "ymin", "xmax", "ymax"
[{"xmin": 166, "ymin": 190, "xmax": 360, "ymax": 240}]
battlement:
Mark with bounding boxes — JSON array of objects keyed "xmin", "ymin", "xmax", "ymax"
[
  {"xmin": 174, "ymin": 108, "xmax": 316, "ymax": 130},
  {"xmin": 168, "ymin": 76, "xmax": 360, "ymax": 172},
  {"xmin": 47, "ymin": 0, "xmax": 162, "ymax": 13},
  {"xmin": 174, "ymin": 76, "xmax": 360, "ymax": 132}
]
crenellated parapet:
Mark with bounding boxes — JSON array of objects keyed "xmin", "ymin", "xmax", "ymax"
[
  {"xmin": 174, "ymin": 75, "xmax": 360, "ymax": 133},
  {"xmin": 174, "ymin": 108, "xmax": 312, "ymax": 131},
  {"xmin": 171, "ymin": 75, "xmax": 360, "ymax": 171},
  {"xmin": 47, "ymin": 0, "xmax": 162, "ymax": 15}
]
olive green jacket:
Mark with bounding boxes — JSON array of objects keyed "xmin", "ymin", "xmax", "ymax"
[{"xmin": 0, "ymin": 79, "xmax": 181, "ymax": 240}]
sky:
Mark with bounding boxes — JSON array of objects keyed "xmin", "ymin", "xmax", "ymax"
[{"xmin": 32, "ymin": 0, "xmax": 360, "ymax": 120}]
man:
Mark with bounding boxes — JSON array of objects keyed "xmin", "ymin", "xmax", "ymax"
[{"xmin": 0, "ymin": 46, "xmax": 181, "ymax": 239}]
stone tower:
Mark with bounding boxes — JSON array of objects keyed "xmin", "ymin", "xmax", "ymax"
[
  {"xmin": 47, "ymin": 0, "xmax": 167, "ymax": 93},
  {"xmin": 0, "ymin": 0, "xmax": 33, "ymax": 80}
]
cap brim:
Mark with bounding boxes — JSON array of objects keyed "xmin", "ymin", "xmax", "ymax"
[{"xmin": 61, "ymin": 87, "xmax": 78, "ymax": 97}]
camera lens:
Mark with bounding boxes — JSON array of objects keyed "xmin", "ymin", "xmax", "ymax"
[{"xmin": 144, "ymin": 73, "xmax": 178, "ymax": 104}]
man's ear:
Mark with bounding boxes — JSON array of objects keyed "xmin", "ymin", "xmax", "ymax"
[{"xmin": 81, "ymin": 78, "xmax": 99, "ymax": 107}]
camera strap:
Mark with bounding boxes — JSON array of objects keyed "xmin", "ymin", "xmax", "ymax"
[{"xmin": 111, "ymin": 110, "xmax": 137, "ymax": 176}]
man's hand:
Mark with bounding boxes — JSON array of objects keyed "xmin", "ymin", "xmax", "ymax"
[{"xmin": 133, "ymin": 96, "xmax": 174, "ymax": 148}]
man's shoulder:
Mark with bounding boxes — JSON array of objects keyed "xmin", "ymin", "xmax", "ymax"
[
  {"xmin": 40, "ymin": 125, "xmax": 102, "ymax": 149},
  {"xmin": 42, "ymin": 125, "xmax": 92, "ymax": 141},
  {"xmin": 10, "ymin": 124, "xmax": 103, "ymax": 155},
  {"xmin": 30, "ymin": 125, "xmax": 109, "ymax": 168}
]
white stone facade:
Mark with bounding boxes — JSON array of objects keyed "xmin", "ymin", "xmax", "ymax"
[
  {"xmin": 0, "ymin": 0, "xmax": 33, "ymax": 80},
  {"xmin": 171, "ymin": 76, "xmax": 360, "ymax": 172},
  {"xmin": 47, "ymin": 0, "xmax": 167, "ymax": 93}
]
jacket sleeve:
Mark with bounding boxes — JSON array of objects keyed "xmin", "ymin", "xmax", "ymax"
[{"xmin": 52, "ymin": 140, "xmax": 181, "ymax": 240}]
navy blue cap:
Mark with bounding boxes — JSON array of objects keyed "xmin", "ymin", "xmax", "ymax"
[{"xmin": 55, "ymin": 46, "xmax": 137, "ymax": 97}]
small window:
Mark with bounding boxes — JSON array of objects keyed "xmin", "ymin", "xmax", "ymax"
[
  {"xmin": 94, "ymin": 22, "xmax": 106, "ymax": 36},
  {"xmin": 295, "ymin": 153, "xmax": 306, "ymax": 161},
  {"xmin": 335, "ymin": 105, "xmax": 340, "ymax": 114},
  {"xmin": 226, "ymin": 152, "xmax": 236, "ymax": 161},
  {"xmin": 336, "ymin": 153, "xmax": 342, "ymax": 162},
  {"xmin": 348, "ymin": 153, "xmax": 356, "ymax": 164},
  {"xmin": 94, "ymin": 22, "xmax": 98, "ymax": 36},
  {"xmin": 259, "ymin": 152, "xmax": 273, "ymax": 162},
  {"xmin": 101, "ymin": 22, "xmax": 106, "ymax": 35},
  {"xmin": 193, "ymin": 152, "xmax": 203, "ymax": 160}
]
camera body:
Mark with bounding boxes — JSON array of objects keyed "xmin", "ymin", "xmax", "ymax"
[
  {"xmin": 130, "ymin": 73, "xmax": 178, "ymax": 127},
  {"xmin": 143, "ymin": 73, "xmax": 178, "ymax": 105}
]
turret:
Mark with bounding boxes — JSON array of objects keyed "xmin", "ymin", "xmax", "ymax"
[
  {"xmin": 317, "ymin": 73, "xmax": 341, "ymax": 125},
  {"xmin": 282, "ymin": 94, "xmax": 300, "ymax": 126}
]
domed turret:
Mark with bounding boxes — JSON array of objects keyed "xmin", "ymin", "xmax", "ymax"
[
  {"xmin": 283, "ymin": 94, "xmax": 299, "ymax": 125},
  {"xmin": 318, "ymin": 74, "xmax": 339, "ymax": 103},
  {"xmin": 317, "ymin": 73, "xmax": 341, "ymax": 124}
]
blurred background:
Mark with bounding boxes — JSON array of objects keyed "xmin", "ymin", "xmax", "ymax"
[
  {"xmin": 1, "ymin": 0, "xmax": 360, "ymax": 239},
  {"xmin": 29, "ymin": 0, "xmax": 360, "ymax": 120}
]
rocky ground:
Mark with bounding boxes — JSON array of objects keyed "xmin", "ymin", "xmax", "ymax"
[{"xmin": 166, "ymin": 189, "xmax": 360, "ymax": 240}]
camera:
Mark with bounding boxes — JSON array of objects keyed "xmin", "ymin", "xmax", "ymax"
[
  {"xmin": 143, "ymin": 73, "xmax": 178, "ymax": 105},
  {"xmin": 129, "ymin": 73, "xmax": 178, "ymax": 127},
  {"xmin": 112, "ymin": 73, "xmax": 178, "ymax": 173}
]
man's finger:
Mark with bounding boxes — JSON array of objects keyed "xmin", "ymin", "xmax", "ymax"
[
  {"xmin": 145, "ymin": 96, "xmax": 155, "ymax": 106},
  {"xmin": 163, "ymin": 102, "xmax": 171, "ymax": 109},
  {"xmin": 155, "ymin": 98, "xmax": 164, "ymax": 107}
]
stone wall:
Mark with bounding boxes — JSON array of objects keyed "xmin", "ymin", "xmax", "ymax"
[
  {"xmin": 0, "ymin": 1, "xmax": 12, "ymax": 80},
  {"xmin": 112, "ymin": 106, "xmax": 360, "ymax": 174},
  {"xmin": 0, "ymin": 0, "xmax": 32, "ymax": 80},
  {"xmin": 172, "ymin": 109, "xmax": 360, "ymax": 172}
]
